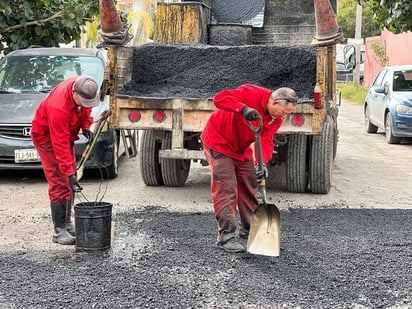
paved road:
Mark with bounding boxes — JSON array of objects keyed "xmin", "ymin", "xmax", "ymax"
[{"xmin": 1, "ymin": 100, "xmax": 412, "ymax": 308}]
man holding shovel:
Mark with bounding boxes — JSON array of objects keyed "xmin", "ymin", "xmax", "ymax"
[
  {"xmin": 201, "ymin": 83, "xmax": 297, "ymax": 253},
  {"xmin": 31, "ymin": 75, "xmax": 100, "ymax": 245}
]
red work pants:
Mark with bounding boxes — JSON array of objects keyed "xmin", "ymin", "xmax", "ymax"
[
  {"xmin": 204, "ymin": 146, "xmax": 258, "ymax": 239},
  {"xmin": 32, "ymin": 139, "xmax": 74, "ymax": 204}
]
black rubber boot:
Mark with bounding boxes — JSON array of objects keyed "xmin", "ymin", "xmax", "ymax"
[
  {"xmin": 65, "ymin": 198, "xmax": 75, "ymax": 237},
  {"xmin": 50, "ymin": 203, "xmax": 75, "ymax": 245}
]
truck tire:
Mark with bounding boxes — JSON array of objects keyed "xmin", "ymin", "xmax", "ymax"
[
  {"xmin": 286, "ymin": 134, "xmax": 308, "ymax": 193},
  {"xmin": 140, "ymin": 130, "xmax": 164, "ymax": 186},
  {"xmin": 161, "ymin": 132, "xmax": 191, "ymax": 187},
  {"xmin": 331, "ymin": 117, "xmax": 338, "ymax": 160},
  {"xmin": 309, "ymin": 119, "xmax": 333, "ymax": 194}
]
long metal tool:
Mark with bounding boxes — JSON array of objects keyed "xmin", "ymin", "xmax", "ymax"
[
  {"xmin": 76, "ymin": 111, "xmax": 110, "ymax": 181},
  {"xmin": 246, "ymin": 118, "xmax": 281, "ymax": 257}
]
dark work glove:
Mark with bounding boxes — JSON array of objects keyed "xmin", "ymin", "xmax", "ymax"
[
  {"xmin": 68, "ymin": 175, "xmax": 83, "ymax": 192},
  {"xmin": 82, "ymin": 129, "xmax": 94, "ymax": 142},
  {"xmin": 241, "ymin": 106, "xmax": 260, "ymax": 121},
  {"xmin": 256, "ymin": 164, "xmax": 269, "ymax": 182}
]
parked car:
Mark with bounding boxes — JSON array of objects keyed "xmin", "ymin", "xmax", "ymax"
[
  {"xmin": 336, "ymin": 61, "xmax": 364, "ymax": 84},
  {"xmin": 364, "ymin": 65, "xmax": 412, "ymax": 144},
  {"xmin": 0, "ymin": 47, "xmax": 136, "ymax": 177}
]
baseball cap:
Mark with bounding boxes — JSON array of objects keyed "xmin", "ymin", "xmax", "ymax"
[{"xmin": 73, "ymin": 75, "xmax": 100, "ymax": 108}]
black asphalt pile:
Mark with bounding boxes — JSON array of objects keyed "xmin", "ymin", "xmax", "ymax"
[
  {"xmin": 120, "ymin": 44, "xmax": 316, "ymax": 99},
  {"xmin": 2, "ymin": 206, "xmax": 412, "ymax": 308}
]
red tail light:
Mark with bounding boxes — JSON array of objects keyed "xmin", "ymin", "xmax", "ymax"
[
  {"xmin": 128, "ymin": 110, "xmax": 141, "ymax": 122},
  {"xmin": 314, "ymin": 84, "xmax": 322, "ymax": 109},
  {"xmin": 153, "ymin": 111, "xmax": 166, "ymax": 123},
  {"xmin": 291, "ymin": 114, "xmax": 305, "ymax": 127}
]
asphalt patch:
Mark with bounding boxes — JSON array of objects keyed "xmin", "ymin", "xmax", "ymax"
[{"xmin": 1, "ymin": 207, "xmax": 412, "ymax": 308}]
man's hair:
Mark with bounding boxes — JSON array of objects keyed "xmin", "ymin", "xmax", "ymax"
[{"xmin": 271, "ymin": 87, "xmax": 298, "ymax": 103}]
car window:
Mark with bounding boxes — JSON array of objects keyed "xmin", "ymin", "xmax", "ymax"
[
  {"xmin": 336, "ymin": 62, "xmax": 346, "ymax": 71},
  {"xmin": 0, "ymin": 55, "xmax": 104, "ymax": 93},
  {"xmin": 373, "ymin": 69, "xmax": 387, "ymax": 87},
  {"xmin": 393, "ymin": 70, "xmax": 412, "ymax": 91}
]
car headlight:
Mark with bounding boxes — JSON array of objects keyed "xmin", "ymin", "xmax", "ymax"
[{"xmin": 397, "ymin": 104, "xmax": 412, "ymax": 115}]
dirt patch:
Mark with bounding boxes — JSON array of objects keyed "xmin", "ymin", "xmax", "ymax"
[{"xmin": 120, "ymin": 44, "xmax": 316, "ymax": 99}]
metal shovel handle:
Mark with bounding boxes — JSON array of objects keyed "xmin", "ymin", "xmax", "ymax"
[{"xmin": 247, "ymin": 117, "xmax": 268, "ymax": 204}]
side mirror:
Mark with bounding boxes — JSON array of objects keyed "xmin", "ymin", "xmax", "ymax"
[
  {"xmin": 373, "ymin": 85, "xmax": 386, "ymax": 94},
  {"xmin": 343, "ymin": 45, "xmax": 356, "ymax": 69}
]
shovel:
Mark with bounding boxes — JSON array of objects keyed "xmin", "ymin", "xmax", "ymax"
[
  {"xmin": 246, "ymin": 118, "xmax": 281, "ymax": 257},
  {"xmin": 76, "ymin": 110, "xmax": 110, "ymax": 181}
]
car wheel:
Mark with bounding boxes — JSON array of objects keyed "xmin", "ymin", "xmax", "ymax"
[
  {"xmin": 365, "ymin": 104, "xmax": 378, "ymax": 133},
  {"xmin": 385, "ymin": 113, "xmax": 401, "ymax": 144},
  {"xmin": 106, "ymin": 131, "xmax": 119, "ymax": 178}
]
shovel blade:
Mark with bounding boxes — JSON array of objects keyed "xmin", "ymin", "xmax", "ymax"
[{"xmin": 246, "ymin": 203, "xmax": 281, "ymax": 257}]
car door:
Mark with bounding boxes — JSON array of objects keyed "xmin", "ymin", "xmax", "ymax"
[{"xmin": 368, "ymin": 69, "xmax": 388, "ymax": 128}]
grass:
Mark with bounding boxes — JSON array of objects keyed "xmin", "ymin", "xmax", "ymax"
[{"xmin": 336, "ymin": 83, "xmax": 368, "ymax": 105}]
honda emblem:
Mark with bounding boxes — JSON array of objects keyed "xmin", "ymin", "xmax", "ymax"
[{"xmin": 22, "ymin": 127, "xmax": 31, "ymax": 137}]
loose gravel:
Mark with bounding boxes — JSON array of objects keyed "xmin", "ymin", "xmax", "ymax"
[
  {"xmin": 2, "ymin": 205, "xmax": 412, "ymax": 308},
  {"xmin": 119, "ymin": 44, "xmax": 316, "ymax": 99}
]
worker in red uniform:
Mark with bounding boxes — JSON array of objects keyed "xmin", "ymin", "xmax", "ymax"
[
  {"xmin": 31, "ymin": 75, "xmax": 100, "ymax": 245},
  {"xmin": 201, "ymin": 84, "xmax": 297, "ymax": 253}
]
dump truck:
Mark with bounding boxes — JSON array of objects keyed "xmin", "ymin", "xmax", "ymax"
[{"xmin": 100, "ymin": 0, "xmax": 342, "ymax": 194}]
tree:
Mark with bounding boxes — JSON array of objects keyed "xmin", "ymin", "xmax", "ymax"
[
  {"xmin": 366, "ymin": 0, "xmax": 412, "ymax": 34},
  {"xmin": 337, "ymin": 0, "xmax": 380, "ymax": 39},
  {"xmin": 0, "ymin": 0, "xmax": 99, "ymax": 54}
]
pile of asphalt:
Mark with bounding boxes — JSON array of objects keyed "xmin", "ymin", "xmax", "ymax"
[
  {"xmin": 119, "ymin": 44, "xmax": 316, "ymax": 99},
  {"xmin": 2, "ymin": 206, "xmax": 412, "ymax": 308}
]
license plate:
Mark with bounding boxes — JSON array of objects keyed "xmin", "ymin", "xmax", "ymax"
[{"xmin": 14, "ymin": 148, "xmax": 41, "ymax": 163}]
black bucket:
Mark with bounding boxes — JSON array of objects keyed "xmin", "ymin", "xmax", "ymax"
[{"xmin": 74, "ymin": 201, "xmax": 112, "ymax": 252}]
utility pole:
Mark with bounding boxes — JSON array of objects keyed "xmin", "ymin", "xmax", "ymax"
[{"xmin": 353, "ymin": 3, "xmax": 363, "ymax": 86}]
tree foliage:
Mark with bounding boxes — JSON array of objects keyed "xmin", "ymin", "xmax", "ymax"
[
  {"xmin": 366, "ymin": 0, "xmax": 412, "ymax": 34},
  {"xmin": 337, "ymin": 0, "xmax": 380, "ymax": 39},
  {"xmin": 0, "ymin": 0, "xmax": 99, "ymax": 54}
]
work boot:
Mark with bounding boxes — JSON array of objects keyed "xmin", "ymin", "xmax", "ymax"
[
  {"xmin": 50, "ymin": 203, "xmax": 75, "ymax": 245},
  {"xmin": 65, "ymin": 200, "xmax": 75, "ymax": 237},
  {"xmin": 217, "ymin": 231, "xmax": 245, "ymax": 253},
  {"xmin": 238, "ymin": 227, "xmax": 249, "ymax": 239}
]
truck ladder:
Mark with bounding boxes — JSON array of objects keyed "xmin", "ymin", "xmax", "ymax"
[{"xmin": 120, "ymin": 129, "xmax": 137, "ymax": 158}]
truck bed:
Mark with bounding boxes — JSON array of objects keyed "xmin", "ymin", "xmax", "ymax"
[{"xmin": 119, "ymin": 44, "xmax": 317, "ymax": 100}]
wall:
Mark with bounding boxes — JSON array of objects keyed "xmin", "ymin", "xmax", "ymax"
[{"xmin": 364, "ymin": 28, "xmax": 412, "ymax": 87}]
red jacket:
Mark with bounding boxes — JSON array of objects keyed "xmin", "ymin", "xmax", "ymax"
[
  {"xmin": 201, "ymin": 84, "xmax": 284, "ymax": 164},
  {"xmin": 31, "ymin": 77, "xmax": 93, "ymax": 177}
]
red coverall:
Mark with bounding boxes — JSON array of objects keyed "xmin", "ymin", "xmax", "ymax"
[
  {"xmin": 31, "ymin": 77, "xmax": 93, "ymax": 204},
  {"xmin": 201, "ymin": 84, "xmax": 284, "ymax": 240}
]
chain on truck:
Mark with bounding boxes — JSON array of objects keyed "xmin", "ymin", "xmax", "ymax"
[{"xmin": 98, "ymin": 0, "xmax": 343, "ymax": 194}]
